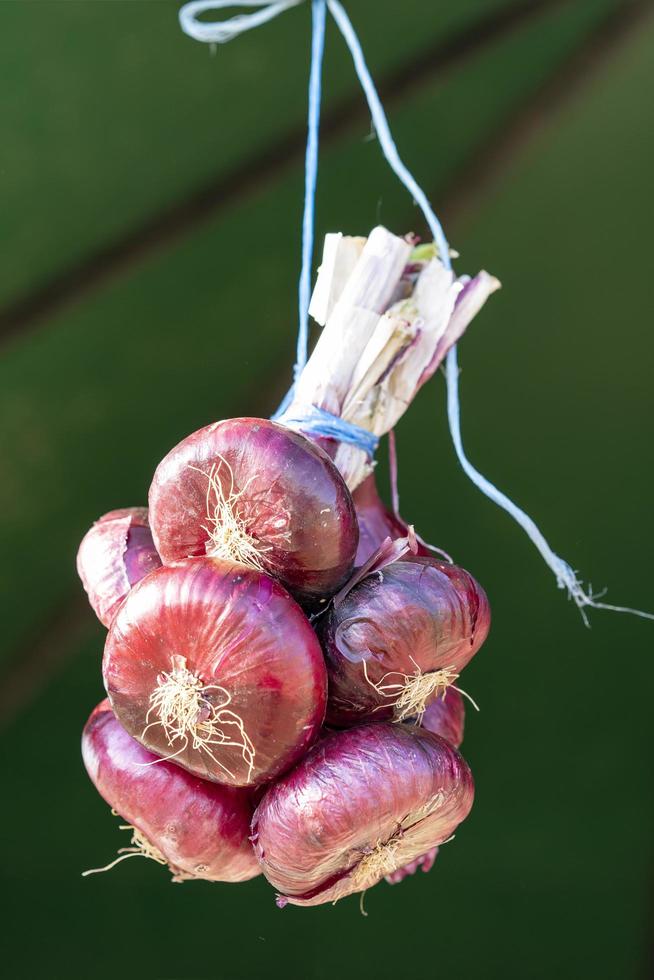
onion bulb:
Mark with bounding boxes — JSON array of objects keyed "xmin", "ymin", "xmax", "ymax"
[
  {"xmin": 320, "ymin": 557, "xmax": 490, "ymax": 726},
  {"xmin": 103, "ymin": 557, "xmax": 327, "ymax": 787},
  {"xmin": 77, "ymin": 508, "xmax": 161, "ymax": 627},
  {"xmin": 148, "ymin": 418, "xmax": 358, "ymax": 601},
  {"xmin": 251, "ymin": 722, "xmax": 474, "ymax": 907},
  {"xmin": 82, "ymin": 700, "xmax": 260, "ymax": 882}
]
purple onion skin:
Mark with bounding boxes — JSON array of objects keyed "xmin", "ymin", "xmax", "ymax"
[
  {"xmin": 353, "ymin": 475, "xmax": 430, "ymax": 565},
  {"xmin": 251, "ymin": 722, "xmax": 474, "ymax": 907},
  {"xmin": 148, "ymin": 418, "xmax": 358, "ymax": 602},
  {"xmin": 82, "ymin": 700, "xmax": 260, "ymax": 883},
  {"xmin": 320, "ymin": 557, "xmax": 490, "ymax": 726},
  {"xmin": 385, "ymin": 846, "xmax": 438, "ymax": 884},
  {"xmin": 103, "ymin": 557, "xmax": 328, "ymax": 788},
  {"xmin": 77, "ymin": 507, "xmax": 162, "ymax": 627},
  {"xmin": 421, "ymin": 687, "xmax": 466, "ymax": 749}
]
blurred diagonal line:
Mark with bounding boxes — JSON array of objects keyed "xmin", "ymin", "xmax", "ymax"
[
  {"xmin": 439, "ymin": 0, "xmax": 654, "ymax": 231},
  {"xmin": 0, "ymin": 0, "xmax": 569, "ymax": 347},
  {"xmin": 0, "ymin": 595, "xmax": 96, "ymax": 732},
  {"xmin": 2, "ymin": 0, "xmax": 652, "ymax": 719}
]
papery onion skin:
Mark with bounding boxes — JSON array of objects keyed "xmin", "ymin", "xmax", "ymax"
[
  {"xmin": 82, "ymin": 700, "xmax": 260, "ymax": 882},
  {"xmin": 320, "ymin": 557, "xmax": 490, "ymax": 726},
  {"xmin": 148, "ymin": 418, "xmax": 358, "ymax": 601},
  {"xmin": 251, "ymin": 722, "xmax": 474, "ymax": 907},
  {"xmin": 103, "ymin": 557, "xmax": 327, "ymax": 788},
  {"xmin": 77, "ymin": 507, "xmax": 162, "ymax": 627},
  {"xmin": 353, "ymin": 475, "xmax": 429, "ymax": 565},
  {"xmin": 421, "ymin": 687, "xmax": 466, "ymax": 749}
]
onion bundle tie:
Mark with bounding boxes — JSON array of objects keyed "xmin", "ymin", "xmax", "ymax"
[{"xmin": 276, "ymin": 403, "xmax": 379, "ymax": 460}]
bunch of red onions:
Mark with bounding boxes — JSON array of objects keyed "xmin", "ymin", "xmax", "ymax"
[{"xmin": 78, "ymin": 227, "xmax": 496, "ymax": 908}]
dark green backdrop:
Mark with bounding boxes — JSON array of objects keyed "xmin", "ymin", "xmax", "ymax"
[{"xmin": 1, "ymin": 1, "xmax": 652, "ymax": 978}]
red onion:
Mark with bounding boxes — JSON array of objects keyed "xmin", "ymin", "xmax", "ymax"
[
  {"xmin": 421, "ymin": 687, "xmax": 466, "ymax": 749},
  {"xmin": 148, "ymin": 418, "xmax": 358, "ymax": 601},
  {"xmin": 320, "ymin": 557, "xmax": 490, "ymax": 726},
  {"xmin": 82, "ymin": 700, "xmax": 259, "ymax": 882},
  {"xmin": 103, "ymin": 556, "xmax": 327, "ymax": 788},
  {"xmin": 251, "ymin": 722, "xmax": 474, "ymax": 907},
  {"xmin": 76, "ymin": 508, "xmax": 162, "ymax": 627}
]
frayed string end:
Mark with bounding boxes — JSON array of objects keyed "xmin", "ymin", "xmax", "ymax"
[{"xmin": 445, "ymin": 347, "xmax": 654, "ymax": 626}]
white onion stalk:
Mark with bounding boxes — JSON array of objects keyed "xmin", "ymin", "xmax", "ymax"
[{"xmin": 284, "ymin": 225, "xmax": 500, "ymax": 490}]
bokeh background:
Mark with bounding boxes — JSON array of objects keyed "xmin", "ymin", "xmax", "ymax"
[{"xmin": 1, "ymin": 1, "xmax": 653, "ymax": 977}]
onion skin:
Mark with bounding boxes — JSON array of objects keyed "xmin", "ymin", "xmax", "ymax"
[
  {"xmin": 82, "ymin": 700, "xmax": 259, "ymax": 882},
  {"xmin": 320, "ymin": 557, "xmax": 490, "ymax": 726},
  {"xmin": 385, "ymin": 846, "xmax": 438, "ymax": 885},
  {"xmin": 421, "ymin": 687, "xmax": 466, "ymax": 749},
  {"xmin": 148, "ymin": 418, "xmax": 358, "ymax": 601},
  {"xmin": 251, "ymin": 722, "xmax": 474, "ymax": 907},
  {"xmin": 353, "ymin": 475, "xmax": 429, "ymax": 565},
  {"xmin": 77, "ymin": 507, "xmax": 162, "ymax": 627},
  {"xmin": 103, "ymin": 557, "xmax": 327, "ymax": 788}
]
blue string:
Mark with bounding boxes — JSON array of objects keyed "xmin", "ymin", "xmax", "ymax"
[
  {"xmin": 265, "ymin": 0, "xmax": 378, "ymax": 458},
  {"xmin": 178, "ymin": 0, "xmax": 654, "ymax": 622},
  {"xmin": 326, "ymin": 1, "xmax": 451, "ymax": 271},
  {"xmin": 444, "ymin": 346, "xmax": 654, "ymax": 623},
  {"xmin": 296, "ymin": 0, "xmax": 326, "ymax": 380},
  {"xmin": 280, "ymin": 404, "xmax": 379, "ymax": 458}
]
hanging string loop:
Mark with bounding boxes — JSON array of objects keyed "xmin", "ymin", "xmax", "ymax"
[{"xmin": 179, "ymin": 0, "xmax": 304, "ymax": 45}]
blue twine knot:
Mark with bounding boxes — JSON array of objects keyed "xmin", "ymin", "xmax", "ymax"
[{"xmin": 277, "ymin": 404, "xmax": 379, "ymax": 459}]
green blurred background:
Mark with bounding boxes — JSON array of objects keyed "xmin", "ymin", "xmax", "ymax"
[{"xmin": 1, "ymin": 1, "xmax": 652, "ymax": 977}]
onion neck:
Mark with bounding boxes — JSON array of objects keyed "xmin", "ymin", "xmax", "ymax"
[{"xmin": 281, "ymin": 227, "xmax": 498, "ymax": 491}]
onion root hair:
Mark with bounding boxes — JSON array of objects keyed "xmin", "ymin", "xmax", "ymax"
[{"xmin": 142, "ymin": 654, "xmax": 256, "ymax": 782}]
